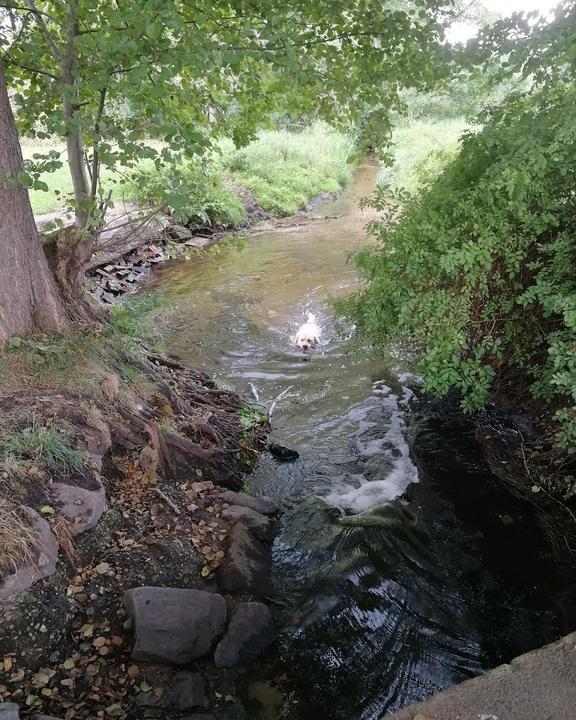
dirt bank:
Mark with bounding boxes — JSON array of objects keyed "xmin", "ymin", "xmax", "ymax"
[{"xmin": 0, "ymin": 331, "xmax": 279, "ymax": 719}]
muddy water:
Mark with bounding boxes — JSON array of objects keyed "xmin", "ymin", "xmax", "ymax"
[{"xmin": 151, "ymin": 163, "xmax": 575, "ymax": 719}]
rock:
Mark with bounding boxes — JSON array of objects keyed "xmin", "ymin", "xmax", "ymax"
[
  {"xmin": 0, "ymin": 509, "xmax": 59, "ymax": 601},
  {"xmin": 34, "ymin": 716, "xmax": 64, "ymax": 720},
  {"xmin": 221, "ymin": 505, "xmax": 275, "ymax": 542},
  {"xmin": 219, "ymin": 491, "xmax": 278, "ymax": 516},
  {"xmin": 0, "ymin": 704, "xmax": 20, "ymax": 720},
  {"xmin": 217, "ymin": 524, "xmax": 273, "ymax": 598},
  {"xmin": 136, "ymin": 671, "xmax": 208, "ymax": 710},
  {"xmin": 184, "ymin": 236, "xmax": 211, "ymax": 248},
  {"xmin": 50, "ymin": 478, "xmax": 108, "ymax": 537},
  {"xmin": 268, "ymin": 443, "xmax": 299, "ymax": 462},
  {"xmin": 124, "ymin": 587, "xmax": 226, "ymax": 664},
  {"xmin": 168, "ymin": 224, "xmax": 193, "ymax": 241},
  {"xmin": 214, "ymin": 602, "xmax": 275, "ymax": 667}
]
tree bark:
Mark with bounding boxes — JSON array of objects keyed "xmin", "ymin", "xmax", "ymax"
[{"xmin": 0, "ymin": 60, "xmax": 68, "ymax": 345}]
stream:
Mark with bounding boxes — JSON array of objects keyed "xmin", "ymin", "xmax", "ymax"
[{"xmin": 150, "ymin": 161, "xmax": 576, "ymax": 719}]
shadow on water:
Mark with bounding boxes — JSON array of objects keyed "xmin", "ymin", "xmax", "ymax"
[{"xmin": 149, "ymin": 162, "xmax": 576, "ymax": 719}]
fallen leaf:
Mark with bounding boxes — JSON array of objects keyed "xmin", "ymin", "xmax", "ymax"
[{"xmin": 40, "ymin": 505, "xmax": 55, "ymax": 515}]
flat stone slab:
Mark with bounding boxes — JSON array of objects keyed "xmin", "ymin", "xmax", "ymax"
[
  {"xmin": 51, "ymin": 479, "xmax": 107, "ymax": 536},
  {"xmin": 124, "ymin": 586, "xmax": 226, "ymax": 665},
  {"xmin": 386, "ymin": 630, "xmax": 576, "ymax": 720},
  {"xmin": 0, "ymin": 510, "xmax": 59, "ymax": 602},
  {"xmin": 220, "ymin": 491, "xmax": 278, "ymax": 516},
  {"xmin": 221, "ymin": 505, "xmax": 275, "ymax": 541},
  {"xmin": 217, "ymin": 524, "xmax": 273, "ymax": 598},
  {"xmin": 214, "ymin": 601, "xmax": 275, "ymax": 668}
]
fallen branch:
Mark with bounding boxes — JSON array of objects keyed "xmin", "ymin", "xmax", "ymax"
[
  {"xmin": 268, "ymin": 385, "xmax": 294, "ymax": 422},
  {"xmin": 153, "ymin": 487, "xmax": 180, "ymax": 515}
]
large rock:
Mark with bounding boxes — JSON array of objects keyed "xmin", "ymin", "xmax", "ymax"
[
  {"xmin": 136, "ymin": 671, "xmax": 208, "ymax": 710},
  {"xmin": 219, "ymin": 491, "xmax": 278, "ymax": 516},
  {"xmin": 217, "ymin": 525, "xmax": 273, "ymax": 598},
  {"xmin": 0, "ymin": 704, "xmax": 20, "ymax": 720},
  {"xmin": 0, "ymin": 510, "xmax": 59, "ymax": 602},
  {"xmin": 214, "ymin": 602, "xmax": 275, "ymax": 668},
  {"xmin": 124, "ymin": 587, "xmax": 226, "ymax": 664},
  {"xmin": 221, "ymin": 505, "xmax": 275, "ymax": 542},
  {"xmin": 51, "ymin": 479, "xmax": 107, "ymax": 536}
]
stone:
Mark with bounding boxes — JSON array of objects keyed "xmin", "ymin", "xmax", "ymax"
[
  {"xmin": 0, "ymin": 704, "xmax": 20, "ymax": 720},
  {"xmin": 136, "ymin": 671, "xmax": 208, "ymax": 711},
  {"xmin": 184, "ymin": 236, "xmax": 211, "ymax": 248},
  {"xmin": 214, "ymin": 602, "xmax": 275, "ymax": 668},
  {"xmin": 0, "ymin": 509, "xmax": 59, "ymax": 601},
  {"xmin": 268, "ymin": 443, "xmax": 299, "ymax": 462},
  {"xmin": 217, "ymin": 524, "xmax": 273, "ymax": 598},
  {"xmin": 124, "ymin": 587, "xmax": 226, "ymax": 664},
  {"xmin": 51, "ymin": 479, "xmax": 108, "ymax": 537},
  {"xmin": 34, "ymin": 716, "xmax": 65, "ymax": 720},
  {"xmin": 219, "ymin": 491, "xmax": 278, "ymax": 516},
  {"xmin": 168, "ymin": 224, "xmax": 193, "ymax": 241},
  {"xmin": 221, "ymin": 505, "xmax": 275, "ymax": 542}
]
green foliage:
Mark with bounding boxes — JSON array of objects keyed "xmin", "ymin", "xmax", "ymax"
[
  {"xmin": 107, "ymin": 294, "xmax": 166, "ymax": 352},
  {"xmin": 128, "ymin": 161, "xmax": 246, "ymax": 228},
  {"xmin": 378, "ymin": 117, "xmax": 468, "ymax": 193},
  {"xmin": 221, "ymin": 123, "xmax": 354, "ymax": 215},
  {"xmin": 3, "ymin": 424, "xmax": 84, "ymax": 471},
  {"xmin": 342, "ymin": 83, "xmax": 576, "ymax": 451},
  {"xmin": 238, "ymin": 403, "xmax": 266, "ymax": 431},
  {"xmin": 1, "ymin": 0, "xmax": 452, "ymax": 223}
]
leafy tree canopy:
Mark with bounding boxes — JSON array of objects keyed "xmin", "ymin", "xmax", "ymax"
[{"xmin": 0, "ymin": 0, "xmax": 455, "ymax": 220}]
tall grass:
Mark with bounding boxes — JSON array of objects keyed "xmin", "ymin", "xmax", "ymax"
[
  {"xmin": 218, "ymin": 123, "xmax": 354, "ymax": 215},
  {"xmin": 379, "ymin": 117, "xmax": 471, "ymax": 193}
]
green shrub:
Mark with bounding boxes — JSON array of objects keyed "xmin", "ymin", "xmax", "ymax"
[
  {"xmin": 128, "ymin": 161, "xmax": 246, "ymax": 228},
  {"xmin": 341, "ymin": 83, "xmax": 576, "ymax": 451}
]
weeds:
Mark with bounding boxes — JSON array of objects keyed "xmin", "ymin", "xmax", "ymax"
[
  {"xmin": 238, "ymin": 403, "xmax": 266, "ymax": 431},
  {"xmin": 2, "ymin": 423, "xmax": 84, "ymax": 472},
  {"xmin": 0, "ymin": 498, "xmax": 39, "ymax": 575}
]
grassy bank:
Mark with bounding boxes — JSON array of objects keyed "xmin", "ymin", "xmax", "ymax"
[
  {"xmin": 378, "ymin": 117, "xmax": 470, "ymax": 193},
  {"xmin": 24, "ymin": 123, "xmax": 354, "ymax": 221}
]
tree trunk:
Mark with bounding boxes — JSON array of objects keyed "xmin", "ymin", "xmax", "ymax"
[{"xmin": 0, "ymin": 60, "xmax": 68, "ymax": 345}]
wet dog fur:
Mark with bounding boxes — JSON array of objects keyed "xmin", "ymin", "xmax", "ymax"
[{"xmin": 294, "ymin": 312, "xmax": 321, "ymax": 351}]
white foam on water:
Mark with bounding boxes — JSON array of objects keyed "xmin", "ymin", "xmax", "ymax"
[{"xmin": 324, "ymin": 380, "xmax": 419, "ymax": 514}]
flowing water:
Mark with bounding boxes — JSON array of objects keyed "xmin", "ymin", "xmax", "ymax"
[{"xmin": 151, "ymin": 162, "xmax": 576, "ymax": 719}]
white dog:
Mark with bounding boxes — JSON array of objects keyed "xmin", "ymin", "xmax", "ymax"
[{"xmin": 294, "ymin": 312, "xmax": 321, "ymax": 351}]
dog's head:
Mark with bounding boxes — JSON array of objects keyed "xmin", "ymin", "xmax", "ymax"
[{"xmin": 295, "ymin": 335, "xmax": 315, "ymax": 351}]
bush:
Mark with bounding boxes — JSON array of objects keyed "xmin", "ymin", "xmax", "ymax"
[
  {"xmin": 341, "ymin": 84, "xmax": 576, "ymax": 451},
  {"xmin": 128, "ymin": 161, "xmax": 246, "ymax": 228}
]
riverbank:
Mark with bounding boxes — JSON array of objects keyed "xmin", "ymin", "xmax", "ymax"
[{"xmin": 0, "ymin": 303, "xmax": 283, "ymax": 719}]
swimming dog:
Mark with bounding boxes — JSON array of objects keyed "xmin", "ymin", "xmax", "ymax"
[{"xmin": 294, "ymin": 312, "xmax": 321, "ymax": 351}]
